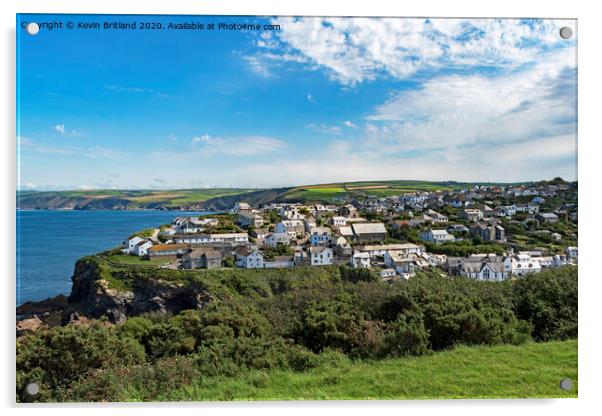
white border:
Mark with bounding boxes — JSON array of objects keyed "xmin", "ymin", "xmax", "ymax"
[{"xmin": 2, "ymin": 0, "xmax": 601, "ymax": 414}]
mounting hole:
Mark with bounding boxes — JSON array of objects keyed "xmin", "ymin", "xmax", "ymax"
[
  {"xmin": 25, "ymin": 382, "xmax": 39, "ymax": 396},
  {"xmin": 26, "ymin": 22, "xmax": 40, "ymax": 36},
  {"xmin": 559, "ymin": 26, "xmax": 573, "ymax": 40},
  {"xmin": 559, "ymin": 378, "xmax": 573, "ymax": 391}
]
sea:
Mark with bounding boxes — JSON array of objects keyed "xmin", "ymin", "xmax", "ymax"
[{"xmin": 16, "ymin": 210, "xmax": 213, "ymax": 305}]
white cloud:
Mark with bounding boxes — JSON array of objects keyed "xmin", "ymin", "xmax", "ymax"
[
  {"xmin": 54, "ymin": 124, "xmax": 65, "ymax": 134},
  {"xmin": 106, "ymin": 84, "xmax": 170, "ymax": 98},
  {"xmin": 361, "ymin": 47, "xmax": 576, "ymax": 153},
  {"xmin": 254, "ymin": 17, "xmax": 575, "ymax": 85},
  {"xmin": 306, "ymin": 93, "xmax": 316, "ymax": 103},
  {"xmin": 20, "ymin": 138, "xmax": 122, "ymax": 160},
  {"xmin": 243, "ymin": 56, "xmax": 272, "ymax": 78},
  {"xmin": 191, "ymin": 134, "xmax": 286, "ymax": 156},
  {"xmin": 343, "ymin": 120, "xmax": 357, "ymax": 128},
  {"xmin": 306, "ymin": 123, "xmax": 342, "ymax": 135}
]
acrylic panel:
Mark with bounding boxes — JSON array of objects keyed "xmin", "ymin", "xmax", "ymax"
[{"xmin": 16, "ymin": 14, "xmax": 578, "ymax": 402}]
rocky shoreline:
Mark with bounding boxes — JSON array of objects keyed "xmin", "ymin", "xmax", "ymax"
[{"xmin": 16, "ymin": 256, "xmax": 213, "ymax": 336}]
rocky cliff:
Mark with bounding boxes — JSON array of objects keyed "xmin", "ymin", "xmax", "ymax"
[{"xmin": 17, "ymin": 257, "xmax": 213, "ymax": 329}]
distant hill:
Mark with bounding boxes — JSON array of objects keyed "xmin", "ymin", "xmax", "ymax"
[{"xmin": 16, "ymin": 180, "xmax": 523, "ymax": 211}]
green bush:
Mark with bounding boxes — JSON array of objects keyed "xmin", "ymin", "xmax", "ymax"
[
  {"xmin": 382, "ymin": 313, "xmax": 431, "ymax": 356},
  {"xmin": 17, "ymin": 323, "xmax": 146, "ymax": 402}
]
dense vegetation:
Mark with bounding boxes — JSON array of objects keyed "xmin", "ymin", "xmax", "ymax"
[{"xmin": 17, "ymin": 265, "xmax": 577, "ymax": 402}]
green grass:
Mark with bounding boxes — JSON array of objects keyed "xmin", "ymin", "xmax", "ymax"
[{"xmin": 160, "ymin": 340, "xmax": 577, "ymax": 401}]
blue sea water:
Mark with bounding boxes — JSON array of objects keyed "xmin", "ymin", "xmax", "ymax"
[{"xmin": 16, "ymin": 210, "xmax": 212, "ymax": 305}]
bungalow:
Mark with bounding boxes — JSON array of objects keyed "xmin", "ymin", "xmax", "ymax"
[
  {"xmin": 235, "ymin": 247, "xmax": 264, "ymax": 269},
  {"xmin": 275, "ymin": 220, "xmax": 305, "ymax": 237},
  {"xmin": 310, "ymin": 246, "xmax": 333, "ymax": 266},
  {"xmin": 310, "ymin": 227, "xmax": 332, "ymax": 246},
  {"xmin": 183, "ymin": 248, "xmax": 222, "ymax": 269},
  {"xmin": 420, "ymin": 229, "xmax": 454, "ymax": 244},
  {"xmin": 265, "ymin": 232, "xmax": 291, "ymax": 247},
  {"xmin": 147, "ymin": 243, "xmax": 189, "ymax": 258},
  {"xmin": 351, "ymin": 222, "xmax": 388, "ymax": 242},
  {"xmin": 350, "ymin": 251, "xmax": 371, "ymax": 269}
]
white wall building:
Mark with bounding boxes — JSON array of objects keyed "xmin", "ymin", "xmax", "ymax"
[
  {"xmin": 420, "ymin": 229, "xmax": 455, "ymax": 244},
  {"xmin": 310, "ymin": 246, "xmax": 333, "ymax": 266}
]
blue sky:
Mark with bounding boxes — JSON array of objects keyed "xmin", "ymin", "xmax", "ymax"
[{"xmin": 17, "ymin": 15, "xmax": 577, "ymax": 190}]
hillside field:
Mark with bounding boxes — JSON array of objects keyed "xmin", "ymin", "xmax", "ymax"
[{"xmin": 147, "ymin": 340, "xmax": 578, "ymax": 401}]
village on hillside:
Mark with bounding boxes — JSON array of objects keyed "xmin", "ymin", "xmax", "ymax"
[{"xmin": 119, "ymin": 180, "xmax": 578, "ymax": 281}]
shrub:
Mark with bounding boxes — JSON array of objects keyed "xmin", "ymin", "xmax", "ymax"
[
  {"xmin": 17, "ymin": 323, "xmax": 146, "ymax": 402},
  {"xmin": 382, "ymin": 313, "xmax": 431, "ymax": 357}
]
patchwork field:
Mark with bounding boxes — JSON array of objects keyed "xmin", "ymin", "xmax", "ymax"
[{"xmin": 17, "ymin": 180, "xmax": 514, "ymax": 209}]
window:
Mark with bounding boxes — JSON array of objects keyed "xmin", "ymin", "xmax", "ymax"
[{"xmin": 483, "ymin": 268, "xmax": 490, "ymax": 280}]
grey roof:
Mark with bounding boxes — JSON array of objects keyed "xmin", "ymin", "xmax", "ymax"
[{"xmin": 352, "ymin": 222, "xmax": 387, "ymax": 234}]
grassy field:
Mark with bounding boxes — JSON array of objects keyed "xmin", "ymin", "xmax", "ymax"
[{"xmin": 159, "ymin": 340, "xmax": 577, "ymax": 401}]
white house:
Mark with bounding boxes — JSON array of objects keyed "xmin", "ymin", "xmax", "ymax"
[
  {"xmin": 426, "ymin": 209, "xmax": 448, "ymax": 224},
  {"xmin": 460, "ymin": 261, "xmax": 508, "ymax": 281},
  {"xmin": 310, "ymin": 246, "xmax": 333, "ymax": 266},
  {"xmin": 275, "ymin": 220, "xmax": 305, "ymax": 237},
  {"xmin": 310, "ymin": 227, "xmax": 332, "ymax": 246},
  {"xmin": 420, "ymin": 229, "xmax": 455, "ymax": 244},
  {"xmin": 379, "ymin": 269, "xmax": 397, "ymax": 279},
  {"xmin": 566, "ymin": 246, "xmax": 578, "ymax": 260},
  {"xmin": 124, "ymin": 236, "xmax": 144, "ymax": 254},
  {"xmin": 232, "ymin": 202, "xmax": 251, "ymax": 213},
  {"xmin": 265, "ymin": 232, "xmax": 291, "ymax": 247},
  {"xmin": 236, "ymin": 248, "xmax": 264, "ymax": 269},
  {"xmin": 359, "ymin": 243, "xmax": 422, "ymax": 259},
  {"xmin": 384, "ymin": 251, "xmax": 429, "ymax": 276},
  {"xmin": 503, "ymin": 254, "xmax": 542, "ymax": 276},
  {"xmin": 331, "ymin": 216, "xmax": 347, "ymax": 227},
  {"xmin": 237, "ymin": 211, "xmax": 264, "ymax": 228},
  {"xmin": 133, "ymin": 239, "xmax": 153, "ymax": 256},
  {"xmin": 350, "ymin": 251, "xmax": 371, "ymax": 269},
  {"xmin": 175, "ymin": 233, "xmax": 249, "ymax": 245}
]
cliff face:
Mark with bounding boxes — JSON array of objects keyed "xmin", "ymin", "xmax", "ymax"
[{"xmin": 63, "ymin": 258, "xmax": 212, "ymax": 324}]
